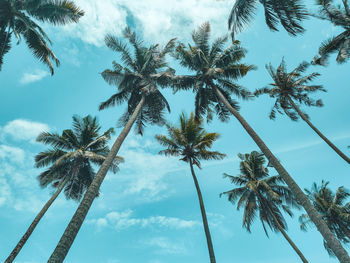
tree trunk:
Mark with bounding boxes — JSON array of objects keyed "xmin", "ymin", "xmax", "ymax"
[
  {"xmin": 48, "ymin": 96, "xmax": 146, "ymax": 263},
  {"xmin": 214, "ymin": 87, "xmax": 350, "ymax": 263},
  {"xmin": 5, "ymin": 177, "xmax": 69, "ymax": 263},
  {"xmin": 287, "ymin": 96, "xmax": 350, "ymax": 164},
  {"xmin": 263, "ymin": 200, "xmax": 309, "ymax": 263},
  {"xmin": 189, "ymin": 160, "xmax": 216, "ymax": 263},
  {"xmin": 277, "ymin": 223, "xmax": 309, "ymax": 263}
]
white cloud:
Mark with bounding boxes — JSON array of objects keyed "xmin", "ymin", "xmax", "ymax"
[
  {"xmin": 88, "ymin": 209, "xmax": 200, "ymax": 230},
  {"xmin": 107, "ymin": 134, "xmax": 185, "ymax": 202},
  {"xmin": 19, "ymin": 69, "xmax": 49, "ymax": 84},
  {"xmin": 58, "ymin": 0, "xmax": 232, "ymax": 46},
  {"xmin": 60, "ymin": 0, "xmax": 128, "ymax": 46},
  {"xmin": 1, "ymin": 119, "xmax": 50, "ymax": 142},
  {"xmin": 122, "ymin": 0, "xmax": 232, "ymax": 43},
  {"xmin": 142, "ymin": 237, "xmax": 187, "ymax": 255},
  {"xmin": 0, "ymin": 177, "xmax": 12, "ymax": 207},
  {"xmin": 0, "ymin": 155, "xmax": 45, "ymax": 213},
  {"xmin": 0, "ymin": 145, "xmax": 25, "ymax": 164}
]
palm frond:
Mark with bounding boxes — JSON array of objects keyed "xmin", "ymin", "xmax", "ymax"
[
  {"xmin": 228, "ymin": 0, "xmax": 258, "ymax": 37},
  {"xmin": 23, "ymin": 26, "xmax": 59, "ymax": 75},
  {"xmin": 0, "ymin": 29, "xmax": 11, "ymax": 70},
  {"xmin": 28, "ymin": 0, "xmax": 84, "ymax": 25}
]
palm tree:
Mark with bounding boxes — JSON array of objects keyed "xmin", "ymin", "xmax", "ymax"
[
  {"xmin": 228, "ymin": 0, "xmax": 308, "ymax": 38},
  {"xmin": 173, "ymin": 22, "xmax": 350, "ymax": 262},
  {"xmin": 155, "ymin": 112, "xmax": 225, "ymax": 263},
  {"xmin": 48, "ymin": 28, "xmax": 175, "ymax": 262},
  {"xmin": 5, "ymin": 115, "xmax": 122, "ymax": 263},
  {"xmin": 0, "ymin": 0, "xmax": 84, "ymax": 74},
  {"xmin": 255, "ymin": 59, "xmax": 350, "ymax": 164},
  {"xmin": 312, "ymin": 0, "xmax": 350, "ymax": 65},
  {"xmin": 221, "ymin": 151, "xmax": 308, "ymax": 263},
  {"xmin": 300, "ymin": 181, "xmax": 350, "ymax": 257}
]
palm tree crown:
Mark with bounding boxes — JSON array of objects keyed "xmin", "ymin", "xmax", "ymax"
[
  {"xmin": 312, "ymin": 0, "xmax": 350, "ymax": 65},
  {"xmin": 155, "ymin": 112, "xmax": 226, "ymax": 167},
  {"xmin": 35, "ymin": 115, "xmax": 122, "ymax": 200},
  {"xmin": 156, "ymin": 112, "xmax": 225, "ymax": 263},
  {"xmin": 221, "ymin": 151, "xmax": 299, "ymax": 235},
  {"xmin": 300, "ymin": 181, "xmax": 350, "ymax": 256},
  {"xmin": 0, "ymin": 0, "xmax": 84, "ymax": 74},
  {"xmin": 99, "ymin": 27, "xmax": 175, "ymax": 135},
  {"xmin": 173, "ymin": 22, "xmax": 255, "ymax": 122},
  {"xmin": 228, "ymin": 0, "xmax": 308, "ymax": 38},
  {"xmin": 255, "ymin": 59, "xmax": 325, "ymax": 121}
]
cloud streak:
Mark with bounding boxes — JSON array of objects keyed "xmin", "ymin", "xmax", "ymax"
[
  {"xmin": 88, "ymin": 209, "xmax": 200, "ymax": 230},
  {"xmin": 20, "ymin": 69, "xmax": 49, "ymax": 84}
]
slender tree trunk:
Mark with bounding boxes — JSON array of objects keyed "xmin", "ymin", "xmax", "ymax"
[
  {"xmin": 214, "ymin": 87, "xmax": 350, "ymax": 263},
  {"xmin": 277, "ymin": 223, "xmax": 309, "ymax": 263},
  {"xmin": 263, "ymin": 200, "xmax": 309, "ymax": 263},
  {"xmin": 287, "ymin": 96, "xmax": 350, "ymax": 164},
  {"xmin": 189, "ymin": 160, "xmax": 216, "ymax": 263},
  {"xmin": 48, "ymin": 96, "xmax": 146, "ymax": 263},
  {"xmin": 5, "ymin": 177, "xmax": 69, "ymax": 263}
]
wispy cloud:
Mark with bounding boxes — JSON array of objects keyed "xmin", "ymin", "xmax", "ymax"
[
  {"xmin": 0, "ymin": 119, "xmax": 51, "ymax": 213},
  {"xmin": 142, "ymin": 237, "xmax": 188, "ymax": 255},
  {"xmin": 87, "ymin": 209, "xmax": 200, "ymax": 230},
  {"xmin": 0, "ymin": 119, "xmax": 50, "ymax": 143},
  {"xmin": 106, "ymin": 134, "xmax": 185, "ymax": 203},
  {"xmin": 275, "ymin": 133, "xmax": 350, "ymax": 154},
  {"xmin": 19, "ymin": 69, "xmax": 49, "ymax": 84},
  {"xmin": 0, "ymin": 145, "xmax": 25, "ymax": 164},
  {"xmin": 57, "ymin": 0, "xmax": 232, "ymax": 46}
]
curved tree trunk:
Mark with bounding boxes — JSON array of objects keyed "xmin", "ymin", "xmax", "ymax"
[
  {"xmin": 48, "ymin": 96, "xmax": 146, "ymax": 263},
  {"xmin": 5, "ymin": 177, "xmax": 69, "ymax": 263},
  {"xmin": 189, "ymin": 160, "xmax": 216, "ymax": 263},
  {"xmin": 263, "ymin": 200, "xmax": 309, "ymax": 263},
  {"xmin": 287, "ymin": 96, "xmax": 350, "ymax": 164},
  {"xmin": 214, "ymin": 87, "xmax": 350, "ymax": 263},
  {"xmin": 277, "ymin": 223, "xmax": 309, "ymax": 263}
]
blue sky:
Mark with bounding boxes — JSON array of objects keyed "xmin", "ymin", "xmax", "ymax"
[{"xmin": 0, "ymin": 1, "xmax": 349, "ymax": 262}]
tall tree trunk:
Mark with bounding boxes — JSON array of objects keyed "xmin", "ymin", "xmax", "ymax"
[
  {"xmin": 287, "ymin": 96, "xmax": 350, "ymax": 164},
  {"xmin": 48, "ymin": 96, "xmax": 146, "ymax": 263},
  {"xmin": 263, "ymin": 200, "xmax": 309, "ymax": 263},
  {"xmin": 189, "ymin": 160, "xmax": 216, "ymax": 263},
  {"xmin": 214, "ymin": 87, "xmax": 350, "ymax": 263},
  {"xmin": 5, "ymin": 177, "xmax": 69, "ymax": 263}
]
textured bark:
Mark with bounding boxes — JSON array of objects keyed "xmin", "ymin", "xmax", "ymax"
[
  {"xmin": 189, "ymin": 161, "xmax": 216, "ymax": 263},
  {"xmin": 264, "ymin": 201, "xmax": 309, "ymax": 263},
  {"xmin": 214, "ymin": 87, "xmax": 350, "ymax": 263},
  {"xmin": 47, "ymin": 96, "xmax": 145, "ymax": 263},
  {"xmin": 5, "ymin": 177, "xmax": 69, "ymax": 263},
  {"xmin": 287, "ymin": 96, "xmax": 350, "ymax": 164}
]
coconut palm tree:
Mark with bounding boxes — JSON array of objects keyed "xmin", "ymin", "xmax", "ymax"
[
  {"xmin": 254, "ymin": 59, "xmax": 350, "ymax": 164},
  {"xmin": 48, "ymin": 28, "xmax": 175, "ymax": 262},
  {"xmin": 221, "ymin": 151, "xmax": 308, "ymax": 263},
  {"xmin": 173, "ymin": 22, "xmax": 350, "ymax": 262},
  {"xmin": 155, "ymin": 112, "xmax": 225, "ymax": 263},
  {"xmin": 228, "ymin": 0, "xmax": 308, "ymax": 38},
  {"xmin": 5, "ymin": 115, "xmax": 122, "ymax": 263},
  {"xmin": 300, "ymin": 181, "xmax": 350, "ymax": 257},
  {"xmin": 312, "ymin": 0, "xmax": 350, "ymax": 65},
  {"xmin": 0, "ymin": 0, "xmax": 84, "ymax": 74}
]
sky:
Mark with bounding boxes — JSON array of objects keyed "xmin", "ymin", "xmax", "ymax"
[{"xmin": 0, "ymin": 0, "xmax": 349, "ymax": 262}]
